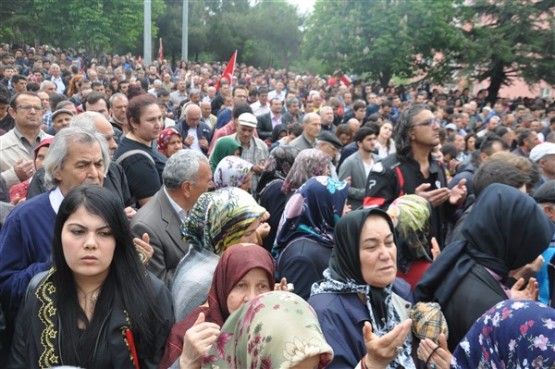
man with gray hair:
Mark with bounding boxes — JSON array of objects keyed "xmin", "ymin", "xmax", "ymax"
[
  {"xmin": 281, "ymin": 97, "xmax": 303, "ymax": 125},
  {"xmin": 27, "ymin": 112, "xmax": 134, "ymax": 216},
  {"xmin": 319, "ymin": 105, "xmax": 337, "ymax": 134},
  {"xmin": 0, "ymin": 127, "xmax": 108, "ymax": 329},
  {"xmin": 131, "ymin": 149, "xmax": 213, "ymax": 286},
  {"xmin": 289, "ymin": 112, "xmax": 322, "ymax": 151},
  {"xmin": 178, "ymin": 104, "xmax": 212, "ymax": 156},
  {"xmin": 108, "ymin": 93, "xmax": 128, "ymax": 142}
]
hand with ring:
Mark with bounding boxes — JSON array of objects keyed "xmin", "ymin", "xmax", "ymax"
[
  {"xmin": 417, "ymin": 334, "xmax": 452, "ymax": 369},
  {"xmin": 133, "ymin": 233, "xmax": 153, "ymax": 265}
]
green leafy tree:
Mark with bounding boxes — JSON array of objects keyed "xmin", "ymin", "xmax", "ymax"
[
  {"xmin": 304, "ymin": 0, "xmax": 462, "ymax": 88},
  {"xmin": 456, "ymin": 0, "xmax": 555, "ymax": 102},
  {"xmin": 157, "ymin": 0, "xmax": 210, "ymax": 62},
  {"xmin": 7, "ymin": 0, "xmax": 166, "ymax": 55},
  {"xmin": 244, "ymin": 0, "xmax": 303, "ymax": 68},
  {"xmin": 156, "ymin": 0, "xmax": 302, "ymax": 67},
  {"xmin": 0, "ymin": 0, "xmax": 40, "ymax": 45}
]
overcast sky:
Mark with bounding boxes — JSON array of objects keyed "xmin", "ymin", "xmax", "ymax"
[{"xmin": 287, "ymin": 0, "xmax": 316, "ymax": 15}]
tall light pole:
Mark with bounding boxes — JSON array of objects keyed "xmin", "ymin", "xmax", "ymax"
[
  {"xmin": 144, "ymin": 0, "xmax": 152, "ymax": 66},
  {"xmin": 182, "ymin": 0, "xmax": 188, "ymax": 61}
]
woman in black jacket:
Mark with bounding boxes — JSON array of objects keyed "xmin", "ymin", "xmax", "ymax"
[
  {"xmin": 414, "ymin": 183, "xmax": 552, "ymax": 350},
  {"xmin": 9, "ymin": 186, "xmax": 173, "ymax": 369}
]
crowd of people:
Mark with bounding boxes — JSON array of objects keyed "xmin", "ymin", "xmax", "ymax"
[{"xmin": 0, "ymin": 43, "xmax": 555, "ymax": 369}]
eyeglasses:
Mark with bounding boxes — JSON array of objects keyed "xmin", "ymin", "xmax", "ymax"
[
  {"xmin": 16, "ymin": 105, "xmax": 44, "ymax": 112},
  {"xmin": 413, "ymin": 118, "xmax": 440, "ymax": 128}
]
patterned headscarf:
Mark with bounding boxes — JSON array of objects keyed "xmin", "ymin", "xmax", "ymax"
[
  {"xmin": 182, "ymin": 188, "xmax": 266, "ymax": 255},
  {"xmin": 273, "ymin": 176, "xmax": 349, "ymax": 258},
  {"xmin": 386, "ymin": 194, "xmax": 432, "ymax": 273},
  {"xmin": 201, "ymin": 291, "xmax": 333, "ymax": 369},
  {"xmin": 157, "ymin": 127, "xmax": 181, "ymax": 156},
  {"xmin": 281, "ymin": 149, "xmax": 331, "ymax": 194},
  {"xmin": 214, "ymin": 155, "xmax": 253, "ymax": 190},
  {"xmin": 452, "ymin": 300, "xmax": 555, "ymax": 369},
  {"xmin": 209, "ymin": 137, "xmax": 242, "ymax": 173},
  {"xmin": 256, "ymin": 145, "xmax": 300, "ymax": 194},
  {"xmin": 159, "ymin": 244, "xmax": 275, "ymax": 368}
]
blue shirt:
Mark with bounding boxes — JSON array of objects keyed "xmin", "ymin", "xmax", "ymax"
[
  {"xmin": 0, "ymin": 192, "xmax": 56, "ymax": 314},
  {"xmin": 537, "ymin": 234, "xmax": 555, "ymax": 304},
  {"xmin": 215, "ymin": 108, "xmax": 232, "ymax": 129}
]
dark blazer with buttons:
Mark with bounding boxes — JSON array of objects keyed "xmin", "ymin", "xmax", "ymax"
[
  {"xmin": 131, "ymin": 188, "xmax": 191, "ymax": 287},
  {"xmin": 257, "ymin": 112, "xmax": 274, "ymax": 140}
]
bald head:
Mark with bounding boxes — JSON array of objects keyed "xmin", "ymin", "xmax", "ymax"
[
  {"xmin": 347, "ymin": 118, "xmax": 361, "ymax": 134},
  {"xmin": 185, "ymin": 104, "xmax": 202, "ymax": 128},
  {"xmin": 72, "ymin": 112, "xmax": 118, "ymax": 158},
  {"xmin": 200, "ymin": 101, "xmax": 212, "ymax": 118}
]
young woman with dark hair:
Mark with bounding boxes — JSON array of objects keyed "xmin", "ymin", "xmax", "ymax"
[
  {"xmin": 9, "ymin": 186, "xmax": 173, "ymax": 369},
  {"xmin": 113, "ymin": 93, "xmax": 167, "ymax": 206}
]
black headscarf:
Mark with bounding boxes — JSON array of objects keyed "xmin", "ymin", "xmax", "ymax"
[
  {"xmin": 414, "ymin": 183, "xmax": 553, "ymax": 305},
  {"xmin": 327, "ymin": 208, "xmax": 397, "ymax": 326},
  {"xmin": 315, "ymin": 208, "xmax": 416, "ymax": 368},
  {"xmin": 329, "ymin": 208, "xmax": 396, "ymax": 285}
]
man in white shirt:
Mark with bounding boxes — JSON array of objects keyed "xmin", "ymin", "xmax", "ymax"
[
  {"xmin": 250, "ymin": 87, "xmax": 270, "ymax": 117},
  {"xmin": 268, "ymin": 81, "xmax": 286, "ymax": 102},
  {"xmin": 181, "ymin": 104, "xmax": 212, "ymax": 156},
  {"xmin": 47, "ymin": 63, "xmax": 65, "ymax": 95}
]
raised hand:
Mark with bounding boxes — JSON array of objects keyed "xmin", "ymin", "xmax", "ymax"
[
  {"xmin": 362, "ymin": 319, "xmax": 412, "ymax": 369},
  {"xmin": 179, "ymin": 312, "xmax": 221, "ymax": 369}
]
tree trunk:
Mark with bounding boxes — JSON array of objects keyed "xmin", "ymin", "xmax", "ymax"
[
  {"xmin": 379, "ymin": 70, "xmax": 392, "ymax": 91},
  {"xmin": 486, "ymin": 61, "xmax": 506, "ymax": 104}
]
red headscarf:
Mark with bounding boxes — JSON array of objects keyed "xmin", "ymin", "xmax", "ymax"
[
  {"xmin": 159, "ymin": 244, "xmax": 275, "ymax": 368},
  {"xmin": 157, "ymin": 127, "xmax": 181, "ymax": 156}
]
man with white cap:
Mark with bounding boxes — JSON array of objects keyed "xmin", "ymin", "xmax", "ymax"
[
  {"xmin": 232, "ymin": 112, "xmax": 268, "ymax": 192},
  {"xmin": 530, "ymin": 142, "xmax": 555, "ymax": 189}
]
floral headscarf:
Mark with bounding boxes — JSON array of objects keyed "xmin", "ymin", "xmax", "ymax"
[
  {"xmin": 281, "ymin": 149, "xmax": 331, "ymax": 194},
  {"xmin": 256, "ymin": 145, "xmax": 300, "ymax": 194},
  {"xmin": 452, "ymin": 300, "xmax": 555, "ymax": 369},
  {"xmin": 201, "ymin": 291, "xmax": 333, "ymax": 369},
  {"xmin": 386, "ymin": 194, "xmax": 432, "ymax": 273},
  {"xmin": 214, "ymin": 155, "xmax": 253, "ymax": 190},
  {"xmin": 209, "ymin": 136, "xmax": 242, "ymax": 173},
  {"xmin": 182, "ymin": 187, "xmax": 266, "ymax": 255},
  {"xmin": 273, "ymin": 176, "xmax": 349, "ymax": 259},
  {"xmin": 159, "ymin": 244, "xmax": 275, "ymax": 368},
  {"xmin": 157, "ymin": 127, "xmax": 181, "ymax": 155}
]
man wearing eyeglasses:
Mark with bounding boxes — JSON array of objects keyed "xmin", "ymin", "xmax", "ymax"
[
  {"xmin": 363, "ymin": 104, "xmax": 467, "ymax": 286},
  {"xmin": 0, "ymin": 92, "xmax": 52, "ymax": 189}
]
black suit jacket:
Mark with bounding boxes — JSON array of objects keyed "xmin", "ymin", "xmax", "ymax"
[
  {"xmin": 257, "ymin": 113, "xmax": 274, "ymax": 140},
  {"xmin": 282, "ymin": 111, "xmax": 304, "ymax": 126}
]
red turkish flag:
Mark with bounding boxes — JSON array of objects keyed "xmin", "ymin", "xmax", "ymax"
[
  {"xmin": 215, "ymin": 50, "xmax": 237, "ymax": 90},
  {"xmin": 158, "ymin": 38, "xmax": 163, "ymax": 61}
]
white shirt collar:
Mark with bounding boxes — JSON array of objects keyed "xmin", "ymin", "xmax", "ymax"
[
  {"xmin": 163, "ymin": 186, "xmax": 186, "ymax": 220},
  {"xmin": 48, "ymin": 187, "xmax": 64, "ymax": 214}
]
